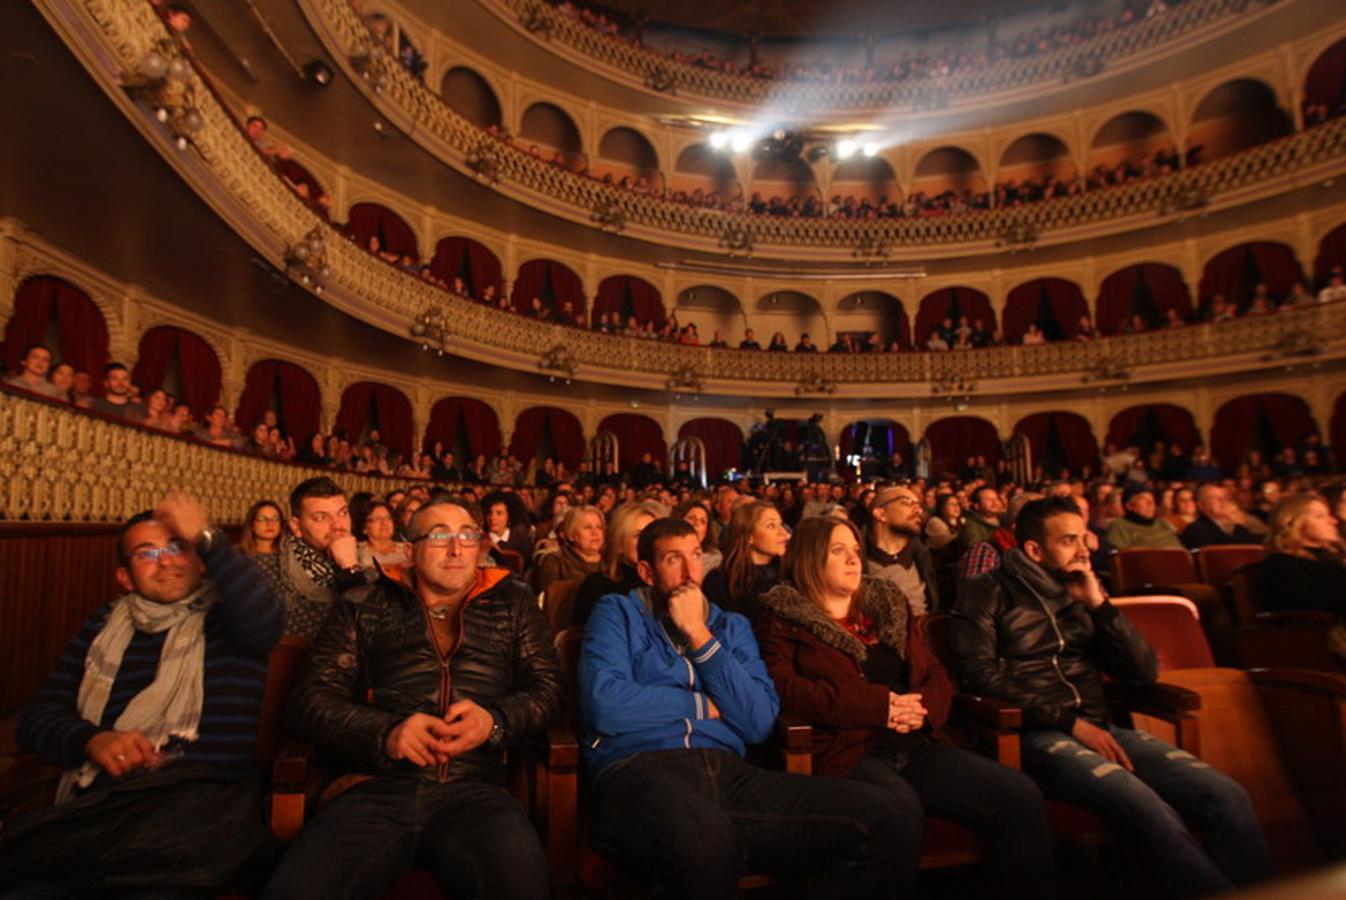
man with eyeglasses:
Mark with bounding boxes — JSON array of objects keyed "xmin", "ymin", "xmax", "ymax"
[
  {"xmin": 4, "ymin": 493, "xmax": 284, "ymax": 894},
  {"xmin": 255, "ymin": 475, "xmax": 369, "ymax": 641},
  {"xmin": 263, "ymin": 493, "xmax": 562, "ymax": 900},
  {"xmin": 864, "ymin": 485, "xmax": 941, "ymax": 614}
]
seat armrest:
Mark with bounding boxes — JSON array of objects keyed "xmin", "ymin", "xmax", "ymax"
[
  {"xmin": 1248, "ymin": 667, "xmax": 1346, "ymax": 696},
  {"xmin": 271, "ymin": 739, "xmax": 316, "ymax": 791},
  {"xmin": 1254, "ymin": 611, "xmax": 1339, "ymax": 628},
  {"xmin": 775, "ymin": 713, "xmax": 813, "ymax": 754},
  {"xmin": 951, "ymin": 693, "xmax": 1023, "ymax": 729},
  {"xmin": 546, "ymin": 724, "xmax": 580, "ymax": 769},
  {"xmin": 0, "ymin": 753, "xmax": 59, "ymax": 815},
  {"xmin": 1106, "ymin": 680, "xmax": 1202, "ymax": 714}
]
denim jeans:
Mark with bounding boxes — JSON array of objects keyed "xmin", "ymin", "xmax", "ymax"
[
  {"xmin": 1021, "ymin": 725, "xmax": 1270, "ymax": 897},
  {"xmin": 591, "ymin": 748, "xmax": 920, "ymax": 899},
  {"xmin": 851, "ymin": 739, "xmax": 1055, "ymax": 898},
  {"xmin": 260, "ymin": 776, "xmax": 547, "ymax": 900}
]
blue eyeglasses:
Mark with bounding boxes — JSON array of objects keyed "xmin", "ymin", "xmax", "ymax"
[{"xmin": 130, "ymin": 541, "xmax": 188, "ymax": 565}]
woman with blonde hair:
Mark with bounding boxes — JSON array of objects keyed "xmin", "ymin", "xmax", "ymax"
[
  {"xmin": 529, "ymin": 504, "xmax": 606, "ymax": 593},
  {"xmin": 1255, "ymin": 493, "xmax": 1346, "ymax": 615},
  {"xmin": 573, "ymin": 501, "xmax": 662, "ymax": 626},
  {"xmin": 701, "ymin": 500, "xmax": 789, "ymax": 616}
]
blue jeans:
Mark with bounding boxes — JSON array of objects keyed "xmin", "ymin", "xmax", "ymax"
[
  {"xmin": 260, "ymin": 776, "xmax": 547, "ymax": 900},
  {"xmin": 1021, "ymin": 725, "xmax": 1270, "ymax": 897},
  {"xmin": 591, "ymin": 748, "xmax": 920, "ymax": 899},
  {"xmin": 851, "ymin": 740, "xmax": 1055, "ymax": 898}
]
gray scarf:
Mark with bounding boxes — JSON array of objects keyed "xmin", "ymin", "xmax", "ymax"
[{"xmin": 1001, "ymin": 547, "xmax": 1069, "ymax": 604}]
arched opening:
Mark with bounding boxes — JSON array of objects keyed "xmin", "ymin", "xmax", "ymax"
[
  {"xmin": 1303, "ymin": 38, "xmax": 1346, "ymax": 126},
  {"xmin": 1210, "ymin": 393, "xmax": 1318, "ymax": 474},
  {"xmin": 509, "ymin": 406, "xmax": 585, "ymax": 470},
  {"xmin": 748, "ymin": 156, "xmax": 820, "ymax": 210},
  {"xmin": 830, "ymin": 155, "xmax": 900, "ymax": 210},
  {"xmin": 131, "ymin": 326, "xmax": 221, "ymax": 414},
  {"xmin": 3, "ymin": 275, "xmax": 108, "ymax": 381},
  {"xmin": 911, "ymin": 147, "xmax": 986, "ymax": 207},
  {"xmin": 235, "ymin": 359, "xmax": 321, "ymax": 445},
  {"xmin": 1198, "ymin": 242, "xmax": 1305, "ymax": 315},
  {"xmin": 997, "ymin": 133, "xmax": 1076, "ymax": 203},
  {"xmin": 519, "ymin": 102, "xmax": 584, "ymax": 170},
  {"xmin": 1013, "ymin": 412, "xmax": 1099, "ymax": 479},
  {"xmin": 1315, "ymin": 221, "xmax": 1346, "ymax": 288},
  {"xmin": 346, "ymin": 202, "xmax": 418, "ymax": 261},
  {"xmin": 679, "ymin": 418, "xmax": 744, "ymax": 480},
  {"xmin": 594, "ymin": 276, "xmax": 665, "ymax": 330},
  {"xmin": 335, "ymin": 381, "xmax": 414, "ymax": 461},
  {"xmin": 839, "ymin": 419, "xmax": 912, "ymax": 480},
  {"xmin": 510, "ymin": 259, "xmax": 586, "ymax": 321},
  {"xmin": 598, "ymin": 412, "xmax": 666, "ymax": 474},
  {"xmin": 439, "ymin": 66, "xmax": 502, "ymax": 129},
  {"xmin": 1106, "ymin": 404, "xmax": 1200, "ymax": 456},
  {"xmin": 671, "ymin": 144, "xmax": 740, "ymax": 204},
  {"xmin": 1189, "ymin": 79, "xmax": 1293, "ymax": 164},
  {"xmin": 1086, "ymin": 111, "xmax": 1177, "ymax": 185},
  {"xmin": 923, "ymin": 416, "xmax": 1001, "ymax": 479},
  {"xmin": 430, "ymin": 236, "xmax": 503, "ymax": 299},
  {"xmin": 676, "ymin": 284, "xmax": 742, "ymax": 345},
  {"xmin": 1003, "ymin": 278, "xmax": 1089, "ymax": 343},
  {"xmin": 754, "ymin": 290, "xmax": 824, "ymax": 348},
  {"xmin": 273, "ymin": 158, "xmax": 329, "ymax": 214},
  {"xmin": 1096, "ymin": 264, "xmax": 1193, "ymax": 334},
  {"xmin": 836, "ymin": 291, "xmax": 911, "ymax": 350},
  {"xmin": 914, "ymin": 287, "xmax": 995, "ymax": 348},
  {"xmin": 595, "ymin": 126, "xmax": 661, "ymax": 190},
  {"xmin": 423, "ymin": 397, "xmax": 501, "ymax": 461}
]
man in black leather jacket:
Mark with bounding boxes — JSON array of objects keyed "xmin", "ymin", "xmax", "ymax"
[
  {"xmin": 263, "ymin": 494, "xmax": 562, "ymax": 900},
  {"xmin": 953, "ymin": 496, "xmax": 1269, "ymax": 898}
]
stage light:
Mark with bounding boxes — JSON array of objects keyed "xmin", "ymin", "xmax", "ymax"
[
  {"xmin": 835, "ymin": 139, "xmax": 857, "ymax": 160},
  {"xmin": 862, "ymin": 142, "xmax": 880, "ymax": 157},
  {"xmin": 730, "ymin": 131, "xmax": 752, "ymax": 153},
  {"xmin": 709, "ymin": 131, "xmax": 728, "ymax": 150}
]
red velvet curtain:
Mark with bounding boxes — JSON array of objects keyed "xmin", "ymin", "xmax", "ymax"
[
  {"xmin": 1096, "ymin": 264, "xmax": 1194, "ymax": 334},
  {"xmin": 1003, "ymin": 278, "xmax": 1087, "ymax": 342},
  {"xmin": 1105, "ymin": 404, "xmax": 1200, "ymax": 452},
  {"xmin": 594, "ymin": 276, "xmax": 665, "ymax": 327},
  {"xmin": 346, "ymin": 202, "xmax": 418, "ymax": 259},
  {"xmin": 1012, "ymin": 412, "xmax": 1099, "ymax": 476},
  {"xmin": 913, "ymin": 287, "xmax": 994, "ymax": 346},
  {"xmin": 599, "ymin": 413, "xmax": 667, "ymax": 472},
  {"xmin": 1210, "ymin": 393, "xmax": 1318, "ymax": 473},
  {"xmin": 4, "ymin": 276, "xmax": 109, "ymax": 382},
  {"xmin": 679, "ymin": 417, "xmax": 744, "ymax": 480},
  {"xmin": 1315, "ymin": 223, "xmax": 1346, "ymax": 288},
  {"xmin": 510, "ymin": 405, "xmax": 585, "ymax": 469},
  {"xmin": 273, "ymin": 159, "xmax": 327, "ymax": 207},
  {"xmin": 924, "ymin": 416, "xmax": 1001, "ymax": 476},
  {"xmin": 510, "ymin": 259, "xmax": 586, "ymax": 316},
  {"xmin": 430, "ymin": 237, "xmax": 503, "ymax": 297},
  {"xmin": 235, "ymin": 360, "xmax": 321, "ymax": 444},
  {"xmin": 336, "ymin": 381, "xmax": 413, "ymax": 459},
  {"xmin": 1303, "ymin": 38, "xmax": 1346, "ymax": 121},
  {"xmin": 422, "ymin": 396, "xmax": 501, "ymax": 459},
  {"xmin": 1199, "ymin": 242, "xmax": 1305, "ymax": 313},
  {"xmin": 1333, "ymin": 392, "xmax": 1346, "ymax": 466},
  {"xmin": 131, "ymin": 326, "xmax": 221, "ymax": 412}
]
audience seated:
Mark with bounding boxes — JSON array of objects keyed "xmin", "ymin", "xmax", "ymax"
[
  {"xmin": 864, "ymin": 485, "xmax": 942, "ymax": 614},
  {"xmin": 1256, "ymin": 493, "xmax": 1346, "ymax": 618},
  {"xmin": 262, "ymin": 494, "xmax": 562, "ymax": 899},
  {"xmin": 354, "ymin": 498, "xmax": 412, "ymax": 578},
  {"xmin": 482, "ymin": 489, "xmax": 535, "ymax": 562},
  {"xmin": 1180, "ymin": 483, "xmax": 1264, "ymax": 548},
  {"xmin": 240, "ymin": 498, "xmax": 284, "ymax": 558},
  {"xmin": 2, "ymin": 494, "xmax": 283, "ymax": 895},
  {"xmin": 5, "ymin": 344, "xmax": 66, "ymax": 401},
  {"xmin": 1105, "ymin": 484, "xmax": 1183, "ymax": 549},
  {"xmin": 702, "ymin": 500, "xmax": 787, "ymax": 617},
  {"xmin": 88, "ymin": 362, "xmax": 146, "ymax": 423},
  {"xmin": 529, "ymin": 504, "xmax": 605, "ymax": 593},
  {"xmin": 674, "ymin": 497, "xmax": 722, "ymax": 571},
  {"xmin": 573, "ymin": 500, "xmax": 660, "ymax": 627}
]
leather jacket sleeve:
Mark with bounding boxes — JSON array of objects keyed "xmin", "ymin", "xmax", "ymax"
[
  {"xmin": 491, "ymin": 590, "xmax": 564, "ymax": 746},
  {"xmin": 1087, "ymin": 601, "xmax": 1158, "ymax": 686},
  {"xmin": 286, "ymin": 598, "xmax": 402, "ymax": 771}
]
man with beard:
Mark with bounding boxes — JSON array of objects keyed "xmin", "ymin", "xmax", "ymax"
[
  {"xmin": 256, "ymin": 476, "xmax": 370, "ymax": 640},
  {"xmin": 263, "ymin": 493, "xmax": 562, "ymax": 899},
  {"xmin": 958, "ymin": 486, "xmax": 1005, "ymax": 550},
  {"xmin": 88, "ymin": 362, "xmax": 147, "ymax": 422},
  {"xmin": 579, "ymin": 518, "xmax": 917, "ymax": 898},
  {"xmin": 864, "ymin": 485, "xmax": 940, "ymax": 614},
  {"xmin": 953, "ymin": 497, "xmax": 1269, "ymax": 897},
  {"xmin": 1104, "ymin": 484, "xmax": 1183, "ymax": 550}
]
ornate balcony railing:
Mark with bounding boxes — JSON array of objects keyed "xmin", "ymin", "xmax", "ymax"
[
  {"xmin": 301, "ymin": 0, "xmax": 1346, "ymax": 256},
  {"xmin": 0, "ymin": 388, "xmax": 423, "ymax": 523},
  {"xmin": 490, "ymin": 0, "xmax": 1269, "ymax": 109}
]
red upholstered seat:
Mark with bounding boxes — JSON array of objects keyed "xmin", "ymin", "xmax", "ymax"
[
  {"xmin": 1111, "ymin": 548, "xmax": 1197, "ymax": 594},
  {"xmin": 1195, "ymin": 544, "xmax": 1265, "ymax": 588},
  {"xmin": 1111, "ymin": 596, "xmax": 1214, "ymax": 670}
]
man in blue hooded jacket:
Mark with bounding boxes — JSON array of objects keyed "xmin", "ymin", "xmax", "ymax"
[{"xmin": 579, "ymin": 517, "xmax": 917, "ymax": 899}]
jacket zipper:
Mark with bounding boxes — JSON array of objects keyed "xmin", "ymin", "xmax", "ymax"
[
  {"xmin": 1029, "ymin": 589, "xmax": 1083, "ymax": 708},
  {"xmin": 420, "ymin": 598, "xmax": 470, "ymax": 783},
  {"xmin": 660, "ymin": 622, "xmax": 698, "ymax": 744}
]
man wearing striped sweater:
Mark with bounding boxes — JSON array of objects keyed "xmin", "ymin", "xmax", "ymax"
[{"xmin": 1, "ymin": 493, "xmax": 284, "ymax": 895}]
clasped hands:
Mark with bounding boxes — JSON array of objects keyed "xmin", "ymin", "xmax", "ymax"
[
  {"xmin": 384, "ymin": 700, "xmax": 495, "ymax": 767},
  {"xmin": 887, "ymin": 692, "xmax": 927, "ymax": 733}
]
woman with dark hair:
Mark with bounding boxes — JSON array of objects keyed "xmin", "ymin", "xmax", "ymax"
[
  {"xmin": 756, "ymin": 516, "xmax": 1053, "ymax": 897},
  {"xmin": 923, "ymin": 493, "xmax": 963, "ymax": 552},
  {"xmin": 701, "ymin": 501, "xmax": 789, "ymax": 617},
  {"xmin": 767, "ymin": 331, "xmax": 789, "ymax": 352},
  {"xmin": 240, "ymin": 500, "xmax": 283, "ymax": 557},
  {"xmin": 356, "ymin": 499, "xmax": 411, "ymax": 579},
  {"xmin": 673, "ymin": 497, "xmax": 721, "ymax": 571},
  {"xmin": 481, "ymin": 489, "xmax": 535, "ymax": 563}
]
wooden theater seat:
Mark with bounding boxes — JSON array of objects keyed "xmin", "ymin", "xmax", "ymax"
[
  {"xmin": 1231, "ymin": 563, "xmax": 1346, "ymax": 674},
  {"xmin": 1110, "ymin": 548, "xmax": 1232, "ymax": 663},
  {"xmin": 1194, "ymin": 544, "xmax": 1265, "ymax": 589}
]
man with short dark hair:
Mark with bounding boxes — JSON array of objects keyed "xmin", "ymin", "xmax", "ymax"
[
  {"xmin": 579, "ymin": 518, "xmax": 916, "ymax": 897},
  {"xmin": 954, "ymin": 497, "xmax": 1270, "ymax": 897},
  {"xmin": 959, "ymin": 485, "xmax": 1005, "ymax": 549},
  {"xmin": 263, "ymin": 494, "xmax": 561, "ymax": 899},
  {"xmin": 865, "ymin": 484, "xmax": 940, "ymax": 614},
  {"xmin": 738, "ymin": 328, "xmax": 762, "ymax": 350},
  {"xmin": 255, "ymin": 476, "xmax": 369, "ymax": 640},
  {"xmin": 5, "ymin": 343, "xmax": 66, "ymax": 400},
  {"xmin": 89, "ymin": 362, "xmax": 146, "ymax": 422},
  {"xmin": 3, "ymin": 494, "xmax": 282, "ymax": 894}
]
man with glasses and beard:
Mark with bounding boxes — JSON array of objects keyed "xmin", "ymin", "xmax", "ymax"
[
  {"xmin": 953, "ymin": 496, "xmax": 1270, "ymax": 897},
  {"xmin": 864, "ymin": 485, "xmax": 941, "ymax": 614},
  {"xmin": 578, "ymin": 517, "xmax": 916, "ymax": 899},
  {"xmin": 264, "ymin": 494, "xmax": 562, "ymax": 900}
]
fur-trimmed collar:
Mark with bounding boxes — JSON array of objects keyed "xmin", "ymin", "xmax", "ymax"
[{"xmin": 758, "ymin": 577, "xmax": 909, "ymax": 662}]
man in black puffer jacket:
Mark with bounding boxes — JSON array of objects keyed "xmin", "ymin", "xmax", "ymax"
[
  {"xmin": 953, "ymin": 496, "xmax": 1269, "ymax": 899},
  {"xmin": 263, "ymin": 494, "xmax": 562, "ymax": 900}
]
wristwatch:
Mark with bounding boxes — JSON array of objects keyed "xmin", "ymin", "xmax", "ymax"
[
  {"xmin": 195, "ymin": 525, "xmax": 226, "ymax": 557},
  {"xmin": 488, "ymin": 712, "xmax": 507, "ymax": 748}
]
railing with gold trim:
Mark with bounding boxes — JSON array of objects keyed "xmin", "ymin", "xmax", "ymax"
[
  {"xmin": 300, "ymin": 0, "xmax": 1346, "ymax": 255},
  {"xmin": 488, "ymin": 0, "xmax": 1268, "ymax": 109}
]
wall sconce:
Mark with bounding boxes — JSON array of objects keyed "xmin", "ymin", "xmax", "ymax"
[
  {"xmin": 538, "ymin": 345, "xmax": 578, "ymax": 383},
  {"xmin": 123, "ymin": 39, "xmax": 205, "ymax": 151},
  {"xmin": 411, "ymin": 304, "xmax": 451, "ymax": 355},
  {"xmin": 285, "ymin": 228, "xmax": 332, "ymax": 294}
]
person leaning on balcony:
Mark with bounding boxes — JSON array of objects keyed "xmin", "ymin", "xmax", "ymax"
[
  {"xmin": 1320, "ymin": 268, "xmax": 1346, "ymax": 304},
  {"xmin": 88, "ymin": 362, "xmax": 147, "ymax": 423},
  {"xmin": 1103, "ymin": 484, "xmax": 1183, "ymax": 550},
  {"xmin": 738, "ymin": 328, "xmax": 762, "ymax": 350},
  {"xmin": 4, "ymin": 343, "xmax": 67, "ymax": 400},
  {"xmin": 261, "ymin": 494, "xmax": 562, "ymax": 900}
]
